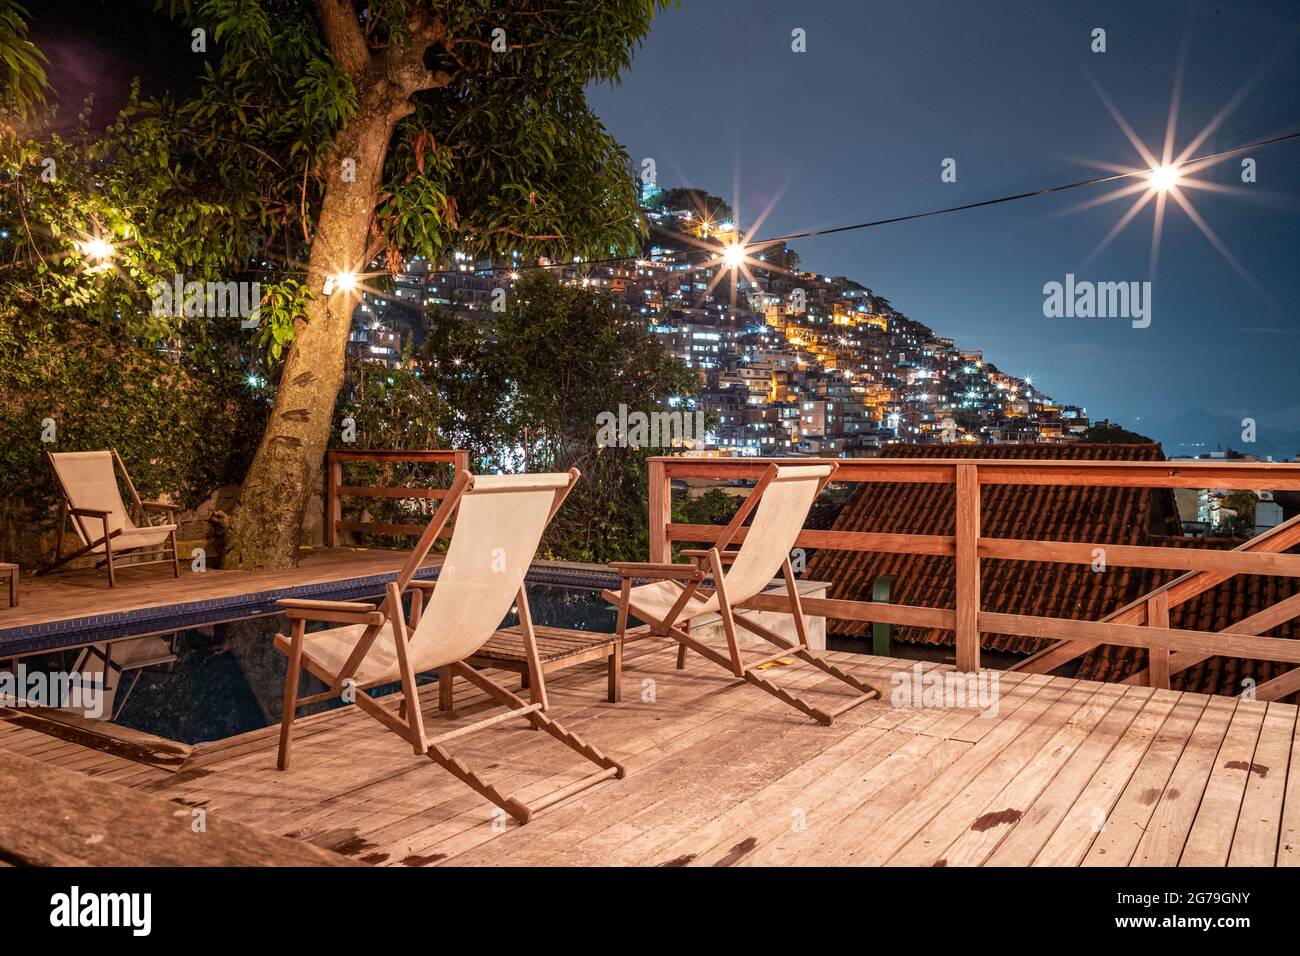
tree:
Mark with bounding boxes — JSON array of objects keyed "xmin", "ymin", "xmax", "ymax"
[
  {"xmin": 1077, "ymin": 420, "xmax": 1155, "ymax": 444},
  {"xmin": 153, "ymin": 0, "xmax": 677, "ymax": 569},
  {"xmin": 0, "ymin": 0, "xmax": 45, "ymax": 119},
  {"xmin": 1218, "ymin": 490, "xmax": 1259, "ymax": 537},
  {"xmin": 416, "ymin": 271, "xmax": 697, "ymax": 562},
  {"xmin": 0, "ymin": 13, "xmax": 271, "ymax": 562},
  {"xmin": 330, "ymin": 273, "xmax": 695, "ymax": 561},
  {"xmin": 646, "ymin": 186, "xmax": 733, "ymax": 225}
]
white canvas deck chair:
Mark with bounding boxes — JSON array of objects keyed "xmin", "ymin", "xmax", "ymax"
[
  {"xmin": 604, "ymin": 462, "xmax": 879, "ymax": 725},
  {"xmin": 273, "ymin": 469, "xmax": 625, "ymax": 824},
  {"xmin": 44, "ymin": 450, "xmax": 181, "ymax": 588}
]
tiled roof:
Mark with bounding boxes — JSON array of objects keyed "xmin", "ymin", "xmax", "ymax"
[
  {"xmin": 804, "ymin": 443, "xmax": 1299, "ymax": 699},
  {"xmin": 1076, "ymin": 536, "xmax": 1300, "ymax": 696}
]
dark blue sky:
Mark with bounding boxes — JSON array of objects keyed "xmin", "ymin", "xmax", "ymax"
[{"xmin": 587, "ymin": 0, "xmax": 1300, "ymax": 446}]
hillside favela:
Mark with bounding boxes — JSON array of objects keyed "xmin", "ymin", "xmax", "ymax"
[
  {"xmin": 2, "ymin": 0, "xmax": 1300, "ymax": 925},
  {"xmin": 359, "ymin": 187, "xmax": 1092, "ymax": 453}
]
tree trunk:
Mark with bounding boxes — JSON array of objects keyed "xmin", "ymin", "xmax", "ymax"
[{"xmin": 223, "ymin": 103, "xmax": 404, "ymax": 570}]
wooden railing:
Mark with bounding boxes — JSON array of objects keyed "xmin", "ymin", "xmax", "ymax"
[
  {"xmin": 325, "ymin": 449, "xmax": 470, "ymax": 546},
  {"xmin": 648, "ymin": 455, "xmax": 1300, "ymax": 699}
]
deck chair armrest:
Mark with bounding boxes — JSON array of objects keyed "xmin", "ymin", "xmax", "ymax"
[
  {"xmin": 608, "ymin": 561, "xmax": 703, "ymax": 581},
  {"xmin": 140, "ymin": 500, "xmax": 177, "ymax": 513},
  {"xmin": 679, "ymin": 548, "xmax": 739, "ymax": 562},
  {"xmin": 406, "ymin": 579, "xmax": 438, "ymax": 591},
  {"xmin": 276, "ymin": 597, "xmax": 385, "ymax": 625},
  {"xmin": 69, "ymin": 507, "xmax": 113, "ymax": 519}
]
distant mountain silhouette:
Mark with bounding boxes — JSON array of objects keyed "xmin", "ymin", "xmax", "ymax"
[{"xmin": 1145, "ymin": 409, "xmax": 1300, "ymax": 461}]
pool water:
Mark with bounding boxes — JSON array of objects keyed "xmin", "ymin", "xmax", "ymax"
[{"xmin": 25, "ymin": 584, "xmax": 617, "ymax": 746}]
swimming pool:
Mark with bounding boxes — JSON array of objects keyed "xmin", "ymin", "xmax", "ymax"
[{"xmin": 19, "ymin": 583, "xmax": 616, "ymax": 745}]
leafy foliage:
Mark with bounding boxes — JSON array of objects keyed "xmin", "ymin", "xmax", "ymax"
[
  {"xmin": 673, "ymin": 488, "xmax": 742, "ymax": 527},
  {"xmin": 0, "ymin": 313, "xmax": 266, "ymax": 562},
  {"xmin": 0, "ymin": 0, "xmax": 46, "ymax": 120},
  {"xmin": 1077, "ymin": 421, "xmax": 1155, "ymax": 444},
  {"xmin": 151, "ymin": 0, "xmax": 676, "ymax": 348},
  {"xmin": 336, "ymin": 272, "xmax": 697, "ymax": 562},
  {"xmin": 646, "ymin": 186, "xmax": 733, "ymax": 224}
]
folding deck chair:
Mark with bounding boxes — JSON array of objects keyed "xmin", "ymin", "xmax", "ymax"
[
  {"xmin": 43, "ymin": 450, "xmax": 181, "ymax": 588},
  {"xmin": 604, "ymin": 462, "xmax": 880, "ymax": 725},
  {"xmin": 273, "ymin": 469, "xmax": 625, "ymax": 824}
]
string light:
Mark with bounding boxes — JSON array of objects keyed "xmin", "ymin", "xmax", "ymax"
[
  {"xmin": 233, "ymin": 129, "xmax": 1300, "ymax": 283},
  {"xmin": 81, "ymin": 237, "xmax": 114, "ymax": 261},
  {"xmin": 1147, "ymin": 164, "xmax": 1180, "ymax": 192},
  {"xmin": 323, "ymin": 271, "xmax": 359, "ymax": 295}
]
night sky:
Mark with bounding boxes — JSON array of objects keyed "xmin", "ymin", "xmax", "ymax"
[
  {"xmin": 28, "ymin": 0, "xmax": 1300, "ymax": 452},
  {"xmin": 587, "ymin": 0, "xmax": 1300, "ymax": 451}
]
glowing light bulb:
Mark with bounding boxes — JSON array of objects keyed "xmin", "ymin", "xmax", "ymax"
[
  {"xmin": 325, "ymin": 271, "xmax": 358, "ymax": 295},
  {"xmin": 1147, "ymin": 164, "xmax": 1180, "ymax": 192},
  {"xmin": 81, "ymin": 237, "xmax": 114, "ymax": 261},
  {"xmin": 722, "ymin": 243, "xmax": 745, "ymax": 269}
]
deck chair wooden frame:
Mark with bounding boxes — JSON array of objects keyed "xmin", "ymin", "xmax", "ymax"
[
  {"xmin": 274, "ymin": 469, "xmax": 625, "ymax": 825},
  {"xmin": 42, "ymin": 450, "xmax": 181, "ymax": 588},
  {"xmin": 604, "ymin": 462, "xmax": 879, "ymax": 725}
]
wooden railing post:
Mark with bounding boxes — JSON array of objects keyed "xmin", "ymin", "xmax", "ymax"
[
  {"xmin": 453, "ymin": 450, "xmax": 470, "ymax": 477},
  {"xmin": 955, "ymin": 464, "xmax": 981, "ymax": 672},
  {"xmin": 1147, "ymin": 591, "xmax": 1170, "ymax": 689},
  {"xmin": 325, "ymin": 451, "xmax": 342, "ymax": 548},
  {"xmin": 648, "ymin": 458, "xmax": 670, "ymax": 562}
]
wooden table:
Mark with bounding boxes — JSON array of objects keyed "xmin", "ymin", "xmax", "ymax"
[{"xmin": 468, "ymin": 625, "xmax": 622, "ymax": 703}]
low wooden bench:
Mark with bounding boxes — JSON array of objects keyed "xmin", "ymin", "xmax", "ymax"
[{"xmin": 466, "ymin": 625, "xmax": 621, "ymax": 703}]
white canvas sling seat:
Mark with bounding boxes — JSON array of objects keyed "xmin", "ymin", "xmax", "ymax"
[
  {"xmin": 603, "ymin": 462, "xmax": 880, "ymax": 725},
  {"xmin": 43, "ymin": 450, "xmax": 182, "ymax": 588},
  {"xmin": 273, "ymin": 468, "xmax": 625, "ymax": 825}
]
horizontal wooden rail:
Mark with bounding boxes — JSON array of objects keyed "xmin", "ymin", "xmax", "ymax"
[
  {"xmin": 330, "ymin": 449, "xmax": 468, "ymax": 463},
  {"xmin": 980, "ymin": 538, "xmax": 1300, "ymax": 576},
  {"xmin": 648, "ymin": 454, "xmax": 1300, "ymax": 687},
  {"xmin": 1013, "ymin": 513, "xmax": 1300, "ymax": 676},
  {"xmin": 336, "ymin": 486, "xmax": 452, "ymax": 500},
  {"xmin": 327, "ymin": 449, "xmax": 470, "ymax": 547},
  {"xmin": 670, "ymin": 524, "xmax": 956, "ymax": 556},
  {"xmin": 650, "ymin": 455, "xmax": 1300, "ymax": 491},
  {"xmin": 742, "ymin": 592, "xmax": 956, "ymax": 630},
  {"xmin": 980, "ymin": 611, "xmax": 1300, "ymax": 665}
]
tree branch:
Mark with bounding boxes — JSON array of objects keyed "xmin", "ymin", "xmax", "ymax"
[{"xmin": 315, "ymin": 0, "xmax": 371, "ymax": 76}]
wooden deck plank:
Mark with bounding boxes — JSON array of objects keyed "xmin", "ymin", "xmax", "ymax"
[
  {"xmin": 4, "ymin": 641, "xmax": 1296, "ymax": 867},
  {"xmin": 432, "ymin": 651, "xmax": 855, "ymax": 867},
  {"xmin": 1279, "ymin": 711, "xmax": 1300, "ymax": 866},
  {"xmin": 446, "ymin": 658, "xmax": 920, "ymax": 868},
  {"xmin": 1227, "ymin": 702, "xmax": 1297, "ymax": 866},
  {"xmin": 983, "ymin": 684, "xmax": 1156, "ymax": 866},
  {"xmin": 1179, "ymin": 699, "xmax": 1268, "ymax": 866},
  {"xmin": 1130, "ymin": 695, "xmax": 1238, "ymax": 866},
  {"xmin": 853, "ymin": 676, "xmax": 1084, "ymax": 866},
  {"xmin": 1080, "ymin": 693, "xmax": 1210, "ymax": 866},
  {"xmin": 888, "ymin": 678, "xmax": 1125, "ymax": 866},
  {"xmin": 942, "ymin": 680, "xmax": 1129, "ymax": 867},
  {"xmin": 758, "ymin": 672, "xmax": 1060, "ymax": 866},
  {"xmin": 1031, "ymin": 690, "xmax": 1183, "ymax": 866}
]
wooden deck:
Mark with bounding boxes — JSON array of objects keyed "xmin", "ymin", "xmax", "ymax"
[{"xmin": 3, "ymin": 637, "xmax": 1296, "ymax": 866}]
